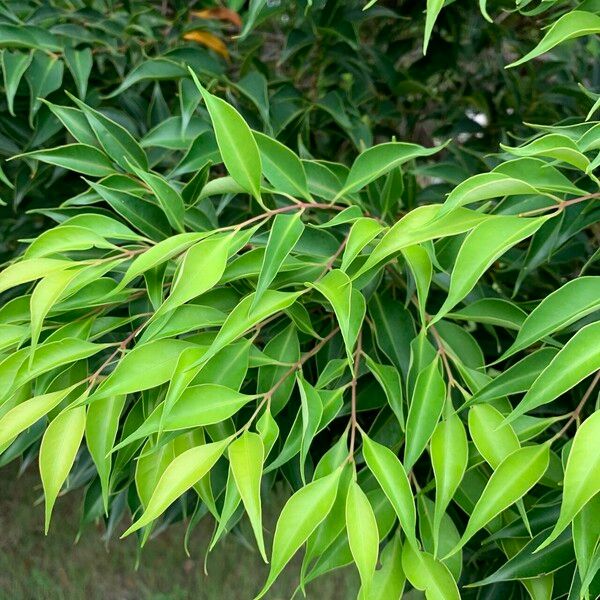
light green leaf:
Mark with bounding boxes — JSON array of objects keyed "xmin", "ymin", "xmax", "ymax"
[
  {"xmin": 430, "ymin": 414, "xmax": 468, "ymax": 556},
  {"xmin": 507, "ymin": 11, "xmax": 600, "ymax": 68},
  {"xmin": 40, "ymin": 405, "xmax": 86, "ymax": 533},
  {"xmin": 0, "ymin": 258, "xmax": 73, "ymax": 295},
  {"xmin": 404, "ymin": 357, "xmax": 445, "ymax": 470},
  {"xmin": 447, "ymin": 445, "xmax": 550, "ymax": 557},
  {"xmin": 85, "ymin": 394, "xmax": 126, "ymax": 512},
  {"xmin": 297, "ymin": 375, "xmax": 323, "ymax": 482},
  {"xmin": 362, "ymin": 534, "xmax": 405, "ymax": 600},
  {"xmin": 335, "ymin": 142, "xmax": 443, "ymax": 199},
  {"xmin": 253, "ymin": 213, "xmax": 305, "ymax": 308},
  {"xmin": 502, "ymin": 277, "xmax": 600, "ymax": 359},
  {"xmin": 122, "ymin": 439, "xmax": 230, "ymax": 536},
  {"xmin": 346, "ymin": 478, "xmax": 379, "ymax": 596},
  {"xmin": 190, "ymin": 70, "xmax": 262, "ymax": 201},
  {"xmin": 229, "ymin": 431, "xmax": 267, "ymax": 562},
  {"xmin": 402, "ymin": 244, "xmax": 432, "ymax": 324},
  {"xmin": 468, "ymin": 404, "xmax": 520, "ymax": 469},
  {"xmin": 341, "ymin": 218, "xmax": 384, "ymax": 272},
  {"xmin": 432, "ymin": 215, "xmax": 547, "ymax": 323},
  {"xmin": 364, "ymin": 354, "xmax": 404, "ymax": 430},
  {"xmin": 536, "ymin": 411, "xmax": 600, "ymax": 551},
  {"xmin": 424, "ymin": 0, "xmax": 445, "ymax": 54},
  {"xmin": 402, "ymin": 542, "xmax": 460, "ymax": 600},
  {"xmin": 253, "ymin": 131, "xmax": 311, "ymax": 200},
  {"xmin": 255, "ymin": 467, "xmax": 342, "ymax": 599},
  {"xmin": 362, "ymin": 434, "xmax": 417, "ymax": 548},
  {"xmin": 505, "ymin": 321, "xmax": 600, "ymax": 424}
]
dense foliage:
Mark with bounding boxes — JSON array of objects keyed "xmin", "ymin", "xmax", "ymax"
[{"xmin": 0, "ymin": 1, "xmax": 599, "ymax": 598}]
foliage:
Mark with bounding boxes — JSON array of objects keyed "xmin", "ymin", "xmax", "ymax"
[{"xmin": 0, "ymin": 1, "xmax": 600, "ymax": 599}]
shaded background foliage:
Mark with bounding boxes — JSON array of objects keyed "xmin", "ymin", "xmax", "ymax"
[{"xmin": 0, "ymin": 1, "xmax": 599, "ymax": 599}]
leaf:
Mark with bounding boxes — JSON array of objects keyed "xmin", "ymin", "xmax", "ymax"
[
  {"xmin": 430, "ymin": 414, "xmax": 468, "ymax": 556},
  {"xmin": 310, "ymin": 270, "xmax": 365, "ymax": 362},
  {"xmin": 346, "ymin": 479, "xmax": 379, "ymax": 596},
  {"xmin": 253, "ymin": 131, "xmax": 311, "ymax": 200},
  {"xmin": 335, "ymin": 142, "xmax": 443, "ymax": 199},
  {"xmin": 183, "ymin": 31, "xmax": 229, "ymax": 60},
  {"xmin": 25, "ymin": 51, "xmax": 63, "ymax": 124},
  {"xmin": 355, "ymin": 205, "xmax": 489, "ymax": 279},
  {"xmin": 64, "ymin": 47, "xmax": 92, "ymax": 99},
  {"xmin": 404, "ymin": 357, "xmax": 445, "ymax": 470},
  {"xmin": 0, "ymin": 386, "xmax": 78, "ymax": 447},
  {"xmin": 470, "ymin": 527, "xmax": 574, "ymax": 586},
  {"xmin": 253, "ymin": 213, "xmax": 305, "ymax": 308},
  {"xmin": 507, "ymin": 11, "xmax": 600, "ymax": 68},
  {"xmin": 364, "ymin": 355, "xmax": 404, "ymax": 430},
  {"xmin": 190, "ymin": 70, "xmax": 262, "ymax": 201},
  {"xmin": 0, "ymin": 257, "xmax": 73, "ymax": 295},
  {"xmin": 468, "ymin": 404, "xmax": 520, "ymax": 469},
  {"xmin": 362, "ymin": 434, "xmax": 417, "ymax": 548},
  {"xmin": 11, "ymin": 144, "xmax": 115, "ymax": 177},
  {"xmin": 1, "ymin": 50, "xmax": 32, "ymax": 116},
  {"xmin": 402, "ymin": 244, "xmax": 432, "ymax": 324},
  {"xmin": 341, "ymin": 218, "xmax": 384, "ymax": 272},
  {"xmin": 363, "ymin": 534, "xmax": 405, "ymax": 600},
  {"xmin": 505, "ymin": 321, "xmax": 600, "ymax": 423},
  {"xmin": 402, "ymin": 542, "xmax": 460, "ymax": 600},
  {"xmin": 432, "ymin": 216, "xmax": 548, "ymax": 323},
  {"xmin": 297, "ymin": 375, "xmax": 323, "ymax": 482},
  {"xmin": 156, "ymin": 234, "xmax": 231, "ymax": 317},
  {"xmin": 40, "ymin": 405, "xmax": 86, "ymax": 533},
  {"xmin": 536, "ymin": 411, "xmax": 600, "ymax": 551},
  {"xmin": 447, "ymin": 445, "xmax": 550, "ymax": 557},
  {"xmin": 424, "ymin": 0, "xmax": 445, "ymax": 54},
  {"xmin": 85, "ymin": 395, "xmax": 126, "ymax": 512},
  {"xmin": 229, "ymin": 432, "xmax": 267, "ymax": 562},
  {"xmin": 122, "ymin": 439, "xmax": 230, "ymax": 536},
  {"xmin": 502, "ymin": 277, "xmax": 600, "ymax": 359},
  {"xmin": 255, "ymin": 467, "xmax": 342, "ymax": 598}
]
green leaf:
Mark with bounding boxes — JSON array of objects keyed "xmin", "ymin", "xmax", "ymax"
[
  {"xmin": 404, "ymin": 357, "xmax": 445, "ymax": 470},
  {"xmin": 447, "ymin": 444, "xmax": 550, "ymax": 557},
  {"xmin": 507, "ymin": 11, "xmax": 600, "ymax": 68},
  {"xmin": 106, "ymin": 58, "xmax": 188, "ymax": 98},
  {"xmin": 346, "ymin": 478, "xmax": 379, "ymax": 596},
  {"xmin": 255, "ymin": 467, "xmax": 342, "ymax": 599},
  {"xmin": 253, "ymin": 213, "xmax": 305, "ymax": 308},
  {"xmin": 41, "ymin": 101, "xmax": 98, "ymax": 146},
  {"xmin": 190, "ymin": 71, "xmax": 262, "ymax": 201},
  {"xmin": 1, "ymin": 50, "xmax": 32, "ymax": 116},
  {"xmin": 402, "ymin": 542, "xmax": 460, "ymax": 600},
  {"xmin": 40, "ymin": 405, "xmax": 86, "ymax": 533},
  {"xmin": 341, "ymin": 218, "xmax": 384, "ymax": 272},
  {"xmin": 335, "ymin": 142, "xmax": 443, "ymax": 199},
  {"xmin": 573, "ymin": 494, "xmax": 600, "ymax": 587},
  {"xmin": 122, "ymin": 439, "xmax": 230, "ymax": 536},
  {"xmin": 430, "ymin": 414, "xmax": 468, "ymax": 556},
  {"xmin": 25, "ymin": 52, "xmax": 63, "ymax": 124},
  {"xmin": 64, "ymin": 47, "xmax": 92, "ymax": 99},
  {"xmin": 362, "ymin": 434, "xmax": 418, "ymax": 548},
  {"xmin": 432, "ymin": 215, "xmax": 548, "ymax": 323},
  {"xmin": 253, "ymin": 131, "xmax": 311, "ymax": 200},
  {"xmin": 229, "ymin": 431, "xmax": 267, "ymax": 562},
  {"xmin": 502, "ymin": 277, "xmax": 600, "ymax": 359},
  {"xmin": 505, "ymin": 321, "xmax": 600, "ymax": 423},
  {"xmin": 354, "ymin": 205, "xmax": 489, "ymax": 279},
  {"xmin": 311, "ymin": 270, "xmax": 365, "ymax": 363},
  {"xmin": 536, "ymin": 411, "xmax": 600, "ymax": 551},
  {"xmin": 297, "ymin": 374, "xmax": 323, "ymax": 482},
  {"xmin": 0, "ymin": 257, "xmax": 73, "ymax": 295},
  {"xmin": 155, "ymin": 234, "xmax": 231, "ymax": 318},
  {"xmin": 424, "ymin": 0, "xmax": 445, "ymax": 54},
  {"xmin": 364, "ymin": 355, "xmax": 404, "ymax": 430},
  {"xmin": 362, "ymin": 534, "xmax": 405, "ymax": 600},
  {"xmin": 0, "ymin": 386, "xmax": 78, "ymax": 447},
  {"xmin": 468, "ymin": 404, "xmax": 520, "ymax": 469},
  {"xmin": 85, "ymin": 394, "xmax": 126, "ymax": 512},
  {"xmin": 402, "ymin": 244, "xmax": 432, "ymax": 324},
  {"xmin": 11, "ymin": 144, "xmax": 115, "ymax": 177}
]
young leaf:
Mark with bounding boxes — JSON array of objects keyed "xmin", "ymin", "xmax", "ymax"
[
  {"xmin": 536, "ymin": 411, "xmax": 600, "ymax": 551},
  {"xmin": 341, "ymin": 218, "xmax": 384, "ymax": 272},
  {"xmin": 404, "ymin": 357, "xmax": 445, "ymax": 470},
  {"xmin": 424, "ymin": 0, "xmax": 445, "ymax": 54},
  {"xmin": 346, "ymin": 478, "xmax": 379, "ymax": 596},
  {"xmin": 432, "ymin": 215, "xmax": 548, "ymax": 323},
  {"xmin": 430, "ymin": 414, "xmax": 468, "ymax": 556},
  {"xmin": 228, "ymin": 432, "xmax": 267, "ymax": 562},
  {"xmin": 447, "ymin": 445, "xmax": 550, "ymax": 557},
  {"xmin": 362, "ymin": 434, "xmax": 418, "ymax": 548},
  {"xmin": 40, "ymin": 405, "xmax": 86, "ymax": 533},
  {"xmin": 297, "ymin": 375, "xmax": 323, "ymax": 482},
  {"xmin": 122, "ymin": 439, "xmax": 230, "ymax": 536},
  {"xmin": 255, "ymin": 467, "xmax": 342, "ymax": 598},
  {"xmin": 253, "ymin": 212, "xmax": 305, "ymax": 308},
  {"xmin": 190, "ymin": 70, "xmax": 262, "ymax": 201},
  {"xmin": 505, "ymin": 321, "xmax": 600, "ymax": 423}
]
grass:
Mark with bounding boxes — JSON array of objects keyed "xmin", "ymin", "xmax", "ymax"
[{"xmin": 0, "ymin": 464, "xmax": 358, "ymax": 600}]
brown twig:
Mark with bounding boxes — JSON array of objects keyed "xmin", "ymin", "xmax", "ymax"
[{"xmin": 348, "ymin": 330, "xmax": 363, "ymax": 460}]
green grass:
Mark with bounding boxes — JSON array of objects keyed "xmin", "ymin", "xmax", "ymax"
[{"xmin": 0, "ymin": 465, "xmax": 358, "ymax": 600}]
